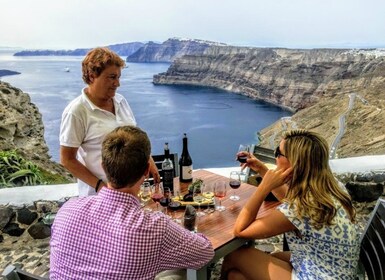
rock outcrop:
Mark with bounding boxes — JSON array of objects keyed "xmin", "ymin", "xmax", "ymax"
[
  {"xmin": 127, "ymin": 38, "xmax": 226, "ymax": 63},
  {"xmin": 0, "ymin": 81, "xmax": 73, "ymax": 182},
  {"xmin": 0, "ymin": 70, "xmax": 20, "ymax": 77},
  {"xmin": 154, "ymin": 46, "xmax": 385, "ymax": 158}
]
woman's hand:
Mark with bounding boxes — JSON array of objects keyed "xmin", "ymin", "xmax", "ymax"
[
  {"xmin": 260, "ymin": 167, "xmax": 293, "ymax": 193},
  {"xmin": 236, "ymin": 151, "xmax": 268, "ymax": 177}
]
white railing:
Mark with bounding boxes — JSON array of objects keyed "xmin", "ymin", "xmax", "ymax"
[{"xmin": 1, "ymin": 155, "xmax": 384, "ymax": 206}]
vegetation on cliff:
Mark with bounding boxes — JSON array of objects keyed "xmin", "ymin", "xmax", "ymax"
[
  {"xmin": 0, "ymin": 81, "xmax": 74, "ymax": 186},
  {"xmin": 0, "ymin": 150, "xmax": 71, "ymax": 188}
]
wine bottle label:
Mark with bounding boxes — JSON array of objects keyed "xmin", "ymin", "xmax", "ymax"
[
  {"xmin": 181, "ymin": 165, "xmax": 193, "ymax": 180},
  {"xmin": 163, "ymin": 169, "xmax": 174, "ymax": 191}
]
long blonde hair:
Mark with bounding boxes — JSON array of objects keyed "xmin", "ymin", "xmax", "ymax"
[{"xmin": 283, "ymin": 130, "xmax": 355, "ymax": 229}]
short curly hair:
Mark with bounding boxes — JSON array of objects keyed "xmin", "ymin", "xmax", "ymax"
[
  {"xmin": 102, "ymin": 126, "xmax": 151, "ymax": 189},
  {"xmin": 81, "ymin": 47, "xmax": 125, "ymax": 84}
]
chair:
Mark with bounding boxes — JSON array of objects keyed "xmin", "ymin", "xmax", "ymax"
[
  {"xmin": 357, "ymin": 198, "xmax": 385, "ymax": 280},
  {"xmin": 251, "ymin": 145, "xmax": 276, "ymax": 164},
  {"xmin": 1, "ymin": 265, "xmax": 48, "ymax": 280},
  {"xmin": 150, "ymin": 153, "xmax": 179, "ymax": 182}
]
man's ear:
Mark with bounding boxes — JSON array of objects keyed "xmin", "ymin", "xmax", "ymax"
[{"xmin": 89, "ymin": 73, "xmax": 95, "ymax": 83}]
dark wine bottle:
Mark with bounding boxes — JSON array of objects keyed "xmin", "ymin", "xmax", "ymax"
[
  {"xmin": 162, "ymin": 142, "xmax": 174, "ymax": 193},
  {"xmin": 179, "ymin": 133, "xmax": 193, "ymax": 182}
]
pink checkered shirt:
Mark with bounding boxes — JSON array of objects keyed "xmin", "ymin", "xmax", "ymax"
[{"xmin": 50, "ymin": 188, "xmax": 214, "ymax": 279}]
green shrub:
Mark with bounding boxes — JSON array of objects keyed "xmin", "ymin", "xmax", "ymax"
[{"xmin": 0, "ymin": 150, "xmax": 46, "ymax": 188}]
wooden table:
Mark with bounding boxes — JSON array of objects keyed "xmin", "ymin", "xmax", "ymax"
[{"xmin": 168, "ymin": 170, "xmax": 280, "ymax": 280}]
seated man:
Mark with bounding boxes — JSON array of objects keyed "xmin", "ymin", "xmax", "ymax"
[{"xmin": 50, "ymin": 125, "xmax": 214, "ymax": 279}]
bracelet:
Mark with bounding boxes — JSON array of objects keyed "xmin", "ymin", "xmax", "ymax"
[{"xmin": 95, "ymin": 179, "xmax": 103, "ymax": 192}]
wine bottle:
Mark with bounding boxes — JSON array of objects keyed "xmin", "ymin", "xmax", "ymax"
[
  {"xmin": 179, "ymin": 133, "xmax": 193, "ymax": 182},
  {"xmin": 162, "ymin": 142, "xmax": 174, "ymax": 193}
]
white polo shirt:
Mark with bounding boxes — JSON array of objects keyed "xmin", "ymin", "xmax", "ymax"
[{"xmin": 60, "ymin": 88, "xmax": 136, "ymax": 197}]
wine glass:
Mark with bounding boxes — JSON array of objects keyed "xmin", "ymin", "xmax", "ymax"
[
  {"xmin": 229, "ymin": 171, "xmax": 241, "ymax": 201},
  {"xmin": 159, "ymin": 187, "xmax": 172, "ymax": 215},
  {"xmin": 140, "ymin": 181, "xmax": 152, "ymax": 212},
  {"xmin": 169, "ymin": 190, "xmax": 182, "ymax": 224},
  {"xmin": 237, "ymin": 144, "xmax": 250, "ymax": 163},
  {"xmin": 193, "ymin": 182, "xmax": 206, "ymax": 217},
  {"xmin": 214, "ymin": 180, "xmax": 227, "ymax": 212},
  {"xmin": 151, "ymin": 183, "xmax": 164, "ymax": 212},
  {"xmin": 202, "ymin": 182, "xmax": 215, "ymax": 213}
]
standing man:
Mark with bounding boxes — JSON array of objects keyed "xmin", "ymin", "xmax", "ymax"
[
  {"xmin": 60, "ymin": 47, "xmax": 160, "ymax": 196},
  {"xmin": 50, "ymin": 125, "xmax": 214, "ymax": 279}
]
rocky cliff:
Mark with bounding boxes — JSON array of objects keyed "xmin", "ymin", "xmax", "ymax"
[
  {"xmin": 154, "ymin": 46, "xmax": 385, "ymax": 158},
  {"xmin": 127, "ymin": 38, "xmax": 226, "ymax": 63},
  {"xmin": 13, "ymin": 42, "xmax": 144, "ymax": 57},
  {"xmin": 0, "ymin": 81, "xmax": 73, "ymax": 182}
]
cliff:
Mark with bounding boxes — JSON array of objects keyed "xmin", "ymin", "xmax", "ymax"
[
  {"xmin": 154, "ymin": 46, "xmax": 385, "ymax": 158},
  {"xmin": 13, "ymin": 42, "xmax": 144, "ymax": 57},
  {"xmin": 0, "ymin": 81, "xmax": 73, "ymax": 182},
  {"xmin": 127, "ymin": 38, "xmax": 226, "ymax": 63}
]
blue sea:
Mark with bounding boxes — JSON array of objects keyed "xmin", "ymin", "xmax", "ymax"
[{"xmin": 0, "ymin": 51, "xmax": 291, "ymax": 168}]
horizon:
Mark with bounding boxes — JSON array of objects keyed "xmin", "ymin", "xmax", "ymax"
[
  {"xmin": 1, "ymin": 0, "xmax": 385, "ymax": 50},
  {"xmin": 1, "ymin": 38, "xmax": 385, "ymax": 52}
]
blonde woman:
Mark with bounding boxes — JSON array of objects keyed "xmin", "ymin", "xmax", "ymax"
[{"xmin": 222, "ymin": 130, "xmax": 359, "ymax": 279}]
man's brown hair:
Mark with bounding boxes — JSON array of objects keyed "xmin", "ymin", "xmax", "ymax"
[{"xmin": 102, "ymin": 126, "xmax": 150, "ymax": 188}]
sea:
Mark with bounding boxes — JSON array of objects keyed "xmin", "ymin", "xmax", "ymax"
[{"xmin": 0, "ymin": 51, "xmax": 291, "ymax": 169}]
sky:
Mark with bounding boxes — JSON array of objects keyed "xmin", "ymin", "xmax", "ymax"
[{"xmin": 1, "ymin": 0, "xmax": 385, "ymax": 50}]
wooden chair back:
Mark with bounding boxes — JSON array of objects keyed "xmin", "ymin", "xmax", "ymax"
[{"xmin": 150, "ymin": 153, "xmax": 179, "ymax": 183}]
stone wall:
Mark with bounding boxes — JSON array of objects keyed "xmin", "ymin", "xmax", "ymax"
[
  {"xmin": 0, "ymin": 200, "xmax": 66, "ymax": 242},
  {"xmin": 336, "ymin": 171, "xmax": 385, "ymax": 202}
]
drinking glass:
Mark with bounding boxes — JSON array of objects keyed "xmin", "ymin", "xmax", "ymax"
[
  {"xmin": 202, "ymin": 182, "xmax": 215, "ymax": 213},
  {"xmin": 237, "ymin": 144, "xmax": 250, "ymax": 163},
  {"xmin": 229, "ymin": 171, "xmax": 241, "ymax": 201},
  {"xmin": 159, "ymin": 187, "xmax": 172, "ymax": 215},
  {"xmin": 151, "ymin": 183, "xmax": 164, "ymax": 212},
  {"xmin": 140, "ymin": 181, "xmax": 152, "ymax": 212},
  {"xmin": 169, "ymin": 194, "xmax": 182, "ymax": 224},
  {"xmin": 214, "ymin": 180, "xmax": 227, "ymax": 212},
  {"xmin": 193, "ymin": 183, "xmax": 206, "ymax": 217}
]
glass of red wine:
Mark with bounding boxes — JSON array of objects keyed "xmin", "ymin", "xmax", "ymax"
[
  {"xmin": 159, "ymin": 187, "xmax": 172, "ymax": 215},
  {"xmin": 229, "ymin": 171, "xmax": 241, "ymax": 201},
  {"xmin": 169, "ymin": 198, "xmax": 182, "ymax": 224},
  {"xmin": 151, "ymin": 183, "xmax": 164, "ymax": 212},
  {"xmin": 237, "ymin": 144, "xmax": 250, "ymax": 163},
  {"xmin": 214, "ymin": 180, "xmax": 227, "ymax": 212}
]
